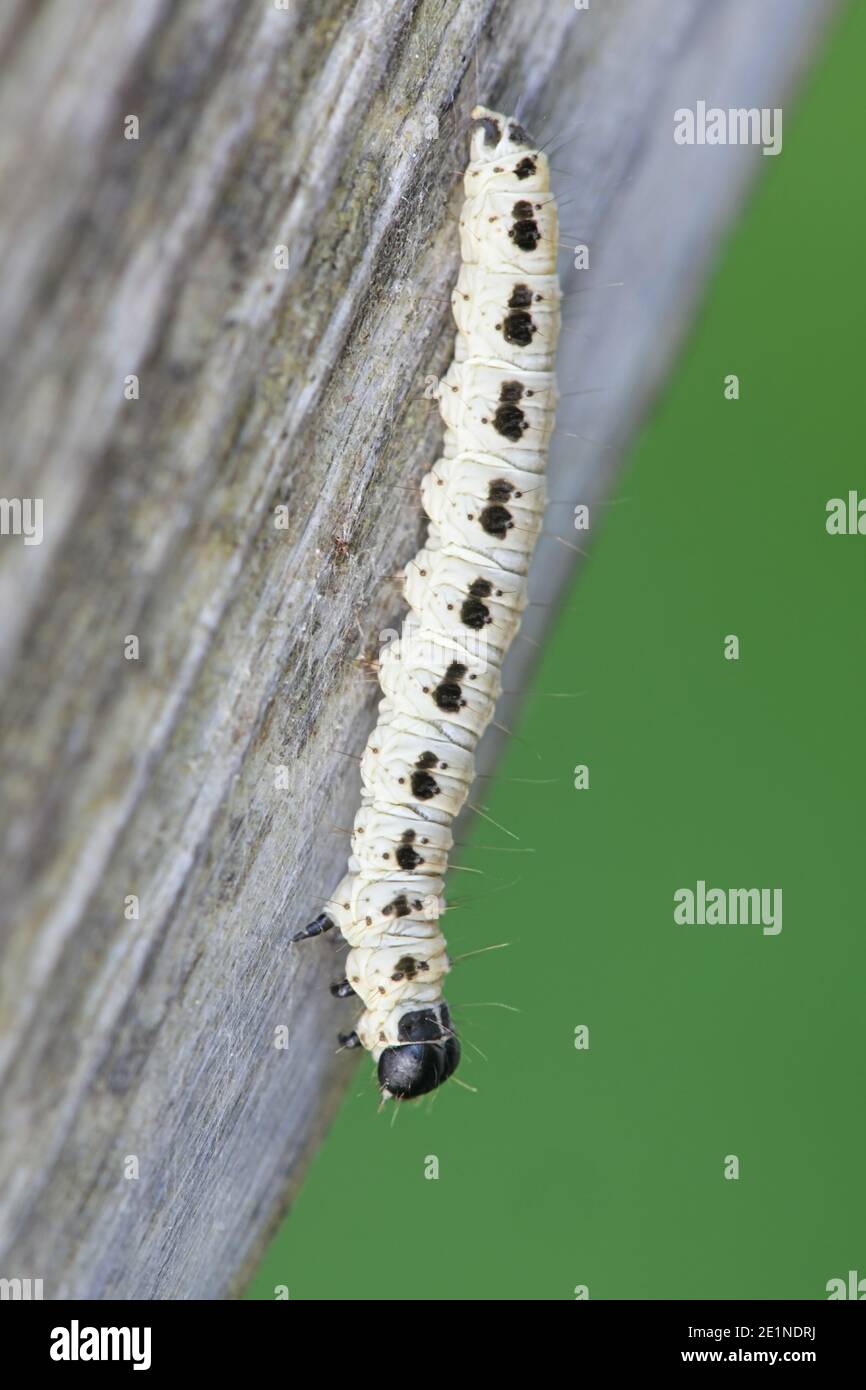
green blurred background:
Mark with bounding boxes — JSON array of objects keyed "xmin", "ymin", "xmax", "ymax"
[{"xmin": 248, "ymin": 2, "xmax": 864, "ymax": 1300}]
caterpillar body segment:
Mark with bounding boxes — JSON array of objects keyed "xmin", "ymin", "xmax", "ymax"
[
  {"xmin": 349, "ymin": 803, "xmax": 454, "ymax": 877},
  {"xmin": 403, "ymin": 546, "xmax": 530, "ymax": 649},
  {"xmin": 296, "ymin": 106, "xmax": 559, "ymax": 1101},
  {"xmin": 359, "ymin": 717, "xmax": 476, "ymax": 820},
  {"xmin": 439, "ymin": 357, "xmax": 557, "ymax": 468},
  {"xmin": 451, "ymin": 264, "xmax": 561, "ymax": 370},
  {"xmin": 458, "ymin": 191, "xmax": 559, "ymax": 275},
  {"xmin": 421, "ymin": 452, "xmax": 546, "ymax": 560},
  {"xmin": 378, "ymin": 627, "xmax": 502, "ymax": 747}
]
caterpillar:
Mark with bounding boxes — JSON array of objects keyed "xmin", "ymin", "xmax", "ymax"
[{"xmin": 295, "ymin": 106, "xmax": 560, "ymax": 1101}]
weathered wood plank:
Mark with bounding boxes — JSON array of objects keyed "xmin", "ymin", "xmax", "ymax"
[{"xmin": 0, "ymin": 0, "xmax": 841, "ymax": 1298}]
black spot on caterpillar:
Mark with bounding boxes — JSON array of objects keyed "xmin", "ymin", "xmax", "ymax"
[
  {"xmin": 391, "ymin": 955, "xmax": 424, "ymax": 981},
  {"xmin": 514, "ymin": 155, "xmax": 537, "ymax": 179},
  {"xmin": 460, "ymin": 576, "xmax": 494, "ymax": 629},
  {"xmin": 411, "ymin": 768, "xmax": 440, "ymax": 800},
  {"xmin": 493, "ymin": 380, "xmax": 528, "ymax": 440},
  {"xmin": 509, "ymin": 199, "xmax": 541, "ymax": 252},
  {"xmin": 460, "ymin": 599, "xmax": 489, "ymax": 629},
  {"xmin": 500, "ymin": 380, "xmax": 525, "ymax": 401},
  {"xmin": 383, "ymin": 894, "xmax": 412, "ymax": 918},
  {"xmin": 480, "ymin": 504, "xmax": 514, "ymax": 538},
  {"xmin": 502, "ymin": 309, "xmax": 537, "ymax": 347},
  {"xmin": 508, "ymin": 284, "xmax": 534, "ymax": 307},
  {"xmin": 396, "ymin": 835, "xmax": 423, "ymax": 871},
  {"xmin": 433, "ymin": 660, "xmax": 468, "ymax": 712}
]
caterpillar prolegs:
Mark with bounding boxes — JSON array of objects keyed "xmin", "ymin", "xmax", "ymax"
[{"xmin": 295, "ymin": 107, "xmax": 560, "ymax": 1100}]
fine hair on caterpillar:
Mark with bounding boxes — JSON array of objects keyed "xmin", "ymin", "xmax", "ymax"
[{"xmin": 295, "ymin": 106, "xmax": 559, "ymax": 1102}]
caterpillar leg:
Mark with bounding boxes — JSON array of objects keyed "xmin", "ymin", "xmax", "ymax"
[
  {"xmin": 338, "ymin": 1030, "xmax": 363, "ymax": 1050},
  {"xmin": 290, "ymin": 911, "xmax": 334, "ymax": 943},
  {"xmin": 377, "ymin": 1002, "xmax": 460, "ymax": 1101}
]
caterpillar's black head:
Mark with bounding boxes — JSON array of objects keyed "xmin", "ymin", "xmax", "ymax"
[{"xmin": 378, "ymin": 1003, "xmax": 460, "ymax": 1100}]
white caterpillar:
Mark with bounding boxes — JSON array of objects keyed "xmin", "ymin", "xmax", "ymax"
[{"xmin": 295, "ymin": 107, "xmax": 560, "ymax": 1100}]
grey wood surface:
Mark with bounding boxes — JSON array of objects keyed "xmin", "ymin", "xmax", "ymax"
[{"xmin": 0, "ymin": 0, "xmax": 842, "ymax": 1299}]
